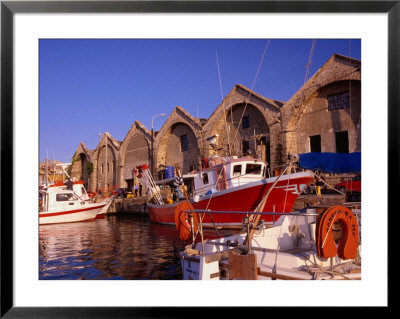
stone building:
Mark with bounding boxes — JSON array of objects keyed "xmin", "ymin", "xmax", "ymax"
[
  {"xmin": 118, "ymin": 121, "xmax": 151, "ymax": 190},
  {"xmin": 69, "ymin": 53, "xmax": 361, "ymax": 192},
  {"xmin": 39, "ymin": 159, "xmax": 64, "ymax": 185},
  {"xmin": 93, "ymin": 133, "xmax": 120, "ymax": 192},
  {"xmin": 69, "ymin": 142, "xmax": 93, "ymax": 189},
  {"xmin": 202, "ymin": 84, "xmax": 284, "ymax": 175},
  {"xmin": 280, "ymin": 54, "xmax": 361, "ymax": 161},
  {"xmin": 154, "ymin": 106, "xmax": 204, "ymax": 178}
]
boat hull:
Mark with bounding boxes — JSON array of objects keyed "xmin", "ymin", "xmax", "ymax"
[
  {"xmin": 39, "ymin": 203, "xmax": 107, "ymax": 225},
  {"xmin": 180, "ymin": 208, "xmax": 361, "ymax": 280},
  {"xmin": 148, "ymin": 172, "xmax": 313, "ymax": 227}
]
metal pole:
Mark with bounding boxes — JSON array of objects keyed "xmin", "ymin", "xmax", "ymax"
[
  {"xmin": 199, "ymin": 213, "xmax": 205, "ymax": 253},
  {"xmin": 151, "ymin": 127, "xmax": 154, "ymax": 178},
  {"xmin": 246, "ymin": 213, "xmax": 251, "ymax": 255}
]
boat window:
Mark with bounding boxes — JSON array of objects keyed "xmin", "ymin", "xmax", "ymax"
[
  {"xmin": 202, "ymin": 172, "xmax": 209, "ymax": 184},
  {"xmin": 56, "ymin": 193, "xmax": 77, "ymax": 201},
  {"xmin": 245, "ymin": 164, "xmax": 262, "ymax": 175},
  {"xmin": 233, "ymin": 165, "xmax": 242, "ymax": 176}
]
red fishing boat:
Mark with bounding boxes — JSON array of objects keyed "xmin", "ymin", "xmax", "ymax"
[{"xmin": 143, "ymin": 156, "xmax": 314, "ymax": 228}]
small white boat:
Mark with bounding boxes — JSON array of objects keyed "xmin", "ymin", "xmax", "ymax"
[
  {"xmin": 180, "ymin": 204, "xmax": 361, "ymax": 280},
  {"xmin": 39, "ymin": 180, "xmax": 113, "ymax": 225}
]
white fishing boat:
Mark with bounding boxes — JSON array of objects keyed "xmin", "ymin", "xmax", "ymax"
[
  {"xmin": 39, "ymin": 181, "xmax": 113, "ymax": 225},
  {"xmin": 39, "ymin": 163, "xmax": 114, "ymax": 225},
  {"xmin": 180, "ymin": 205, "xmax": 361, "ymax": 280}
]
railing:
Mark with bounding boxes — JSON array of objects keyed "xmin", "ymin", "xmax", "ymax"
[
  {"xmin": 182, "ymin": 207, "xmax": 361, "ymax": 255},
  {"xmin": 181, "ymin": 208, "xmax": 320, "ymax": 254}
]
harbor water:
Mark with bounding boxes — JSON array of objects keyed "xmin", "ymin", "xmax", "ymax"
[
  {"xmin": 39, "ymin": 214, "xmax": 236, "ymax": 280},
  {"xmin": 39, "ymin": 215, "xmax": 187, "ymax": 280}
]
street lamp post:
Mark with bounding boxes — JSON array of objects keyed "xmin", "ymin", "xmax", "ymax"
[{"xmin": 151, "ymin": 113, "xmax": 166, "ymax": 178}]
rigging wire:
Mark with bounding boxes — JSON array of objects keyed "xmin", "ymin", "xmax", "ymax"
[
  {"xmin": 187, "ymin": 42, "xmax": 361, "ymax": 119},
  {"xmin": 216, "ymin": 51, "xmax": 232, "ymax": 157},
  {"xmin": 304, "ymin": 39, "xmax": 316, "ymax": 84},
  {"xmin": 232, "ymin": 40, "xmax": 270, "ymax": 151}
]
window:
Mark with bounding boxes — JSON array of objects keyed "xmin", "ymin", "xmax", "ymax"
[
  {"xmin": 180, "ymin": 135, "xmax": 188, "ymax": 152},
  {"xmin": 242, "ymin": 116, "xmax": 250, "ymax": 129},
  {"xmin": 328, "ymin": 91, "xmax": 350, "ymax": 111},
  {"xmin": 101, "ymin": 164, "xmax": 104, "ymax": 174},
  {"xmin": 310, "ymin": 135, "xmax": 321, "ymax": 152},
  {"xmin": 233, "ymin": 165, "xmax": 242, "ymax": 176},
  {"xmin": 107, "ymin": 163, "xmax": 109, "ymax": 173},
  {"xmin": 246, "ymin": 164, "xmax": 262, "ymax": 175},
  {"xmin": 242, "ymin": 140, "xmax": 250, "ymax": 155},
  {"xmin": 202, "ymin": 172, "xmax": 209, "ymax": 184},
  {"xmin": 335, "ymin": 131, "xmax": 349, "ymax": 153},
  {"xmin": 56, "ymin": 193, "xmax": 76, "ymax": 201}
]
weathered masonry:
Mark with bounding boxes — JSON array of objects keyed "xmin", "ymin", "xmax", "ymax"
[{"xmin": 69, "ymin": 54, "xmax": 361, "ymax": 192}]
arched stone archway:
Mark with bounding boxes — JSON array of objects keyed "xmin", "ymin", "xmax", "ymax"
[
  {"xmin": 293, "ymin": 80, "xmax": 361, "ymax": 154},
  {"xmin": 97, "ymin": 144, "xmax": 117, "ymax": 191},
  {"xmin": 70, "ymin": 143, "xmax": 93, "ymax": 190},
  {"xmin": 211, "ymin": 103, "xmax": 271, "ymax": 162},
  {"xmin": 157, "ymin": 122, "xmax": 201, "ymax": 176},
  {"xmin": 79, "ymin": 153, "xmax": 89, "ymax": 187},
  {"xmin": 121, "ymin": 132, "xmax": 150, "ymax": 190},
  {"xmin": 281, "ymin": 54, "xmax": 361, "ymax": 158},
  {"xmin": 203, "ymin": 84, "xmax": 280, "ymax": 169}
]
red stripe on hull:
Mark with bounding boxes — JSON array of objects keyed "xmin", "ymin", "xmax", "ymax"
[
  {"xmin": 148, "ymin": 174, "xmax": 313, "ymax": 226},
  {"xmin": 39, "ymin": 204, "xmax": 106, "ymax": 218}
]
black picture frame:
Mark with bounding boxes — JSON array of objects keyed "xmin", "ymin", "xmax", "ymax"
[{"xmin": 1, "ymin": 1, "xmax": 395, "ymax": 317}]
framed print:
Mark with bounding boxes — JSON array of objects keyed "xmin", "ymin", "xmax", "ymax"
[{"xmin": 1, "ymin": 0, "xmax": 396, "ymax": 317}]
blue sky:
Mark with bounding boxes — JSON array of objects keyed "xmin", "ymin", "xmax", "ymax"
[{"xmin": 39, "ymin": 39, "xmax": 361, "ymax": 163}]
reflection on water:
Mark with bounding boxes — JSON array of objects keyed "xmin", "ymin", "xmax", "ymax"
[{"xmin": 39, "ymin": 215, "xmax": 187, "ymax": 280}]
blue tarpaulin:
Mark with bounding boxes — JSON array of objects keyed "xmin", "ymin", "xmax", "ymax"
[{"xmin": 298, "ymin": 152, "xmax": 361, "ymax": 173}]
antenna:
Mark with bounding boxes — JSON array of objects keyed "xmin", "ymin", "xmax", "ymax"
[{"xmin": 304, "ymin": 39, "xmax": 316, "ymax": 84}]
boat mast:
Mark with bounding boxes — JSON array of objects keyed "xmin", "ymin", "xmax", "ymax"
[
  {"xmin": 232, "ymin": 40, "xmax": 270, "ymax": 157},
  {"xmin": 46, "ymin": 151, "xmax": 48, "ymax": 185},
  {"xmin": 216, "ymin": 51, "xmax": 232, "ymax": 158},
  {"xmin": 105, "ymin": 132, "xmax": 108, "ymax": 192},
  {"xmin": 304, "ymin": 39, "xmax": 316, "ymax": 84}
]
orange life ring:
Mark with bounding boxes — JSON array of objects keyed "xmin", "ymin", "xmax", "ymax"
[
  {"xmin": 174, "ymin": 201, "xmax": 198, "ymax": 241},
  {"xmin": 316, "ymin": 205, "xmax": 359, "ymax": 260}
]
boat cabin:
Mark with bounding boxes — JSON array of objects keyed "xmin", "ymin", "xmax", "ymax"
[
  {"xmin": 39, "ymin": 181, "xmax": 90, "ymax": 212},
  {"xmin": 193, "ymin": 157, "xmax": 267, "ymax": 197}
]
